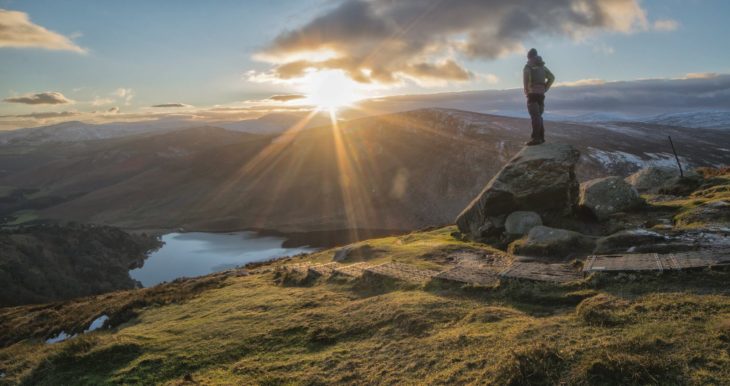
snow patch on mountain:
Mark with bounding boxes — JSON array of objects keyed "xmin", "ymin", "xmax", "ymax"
[
  {"xmin": 587, "ymin": 148, "xmax": 689, "ymax": 170},
  {"xmin": 644, "ymin": 111, "xmax": 730, "ymax": 129}
]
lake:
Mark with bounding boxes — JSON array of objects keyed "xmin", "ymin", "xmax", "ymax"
[{"xmin": 129, "ymin": 231, "xmax": 317, "ymax": 287}]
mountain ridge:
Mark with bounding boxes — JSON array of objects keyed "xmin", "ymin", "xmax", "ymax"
[{"xmin": 0, "ymin": 108, "xmax": 727, "ymax": 233}]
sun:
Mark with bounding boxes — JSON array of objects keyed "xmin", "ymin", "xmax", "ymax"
[{"xmin": 301, "ymin": 70, "xmax": 362, "ymax": 112}]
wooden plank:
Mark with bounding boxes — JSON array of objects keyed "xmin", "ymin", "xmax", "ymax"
[
  {"xmin": 435, "ymin": 265, "xmax": 499, "ymax": 286},
  {"xmin": 308, "ymin": 262, "xmax": 340, "ymax": 276},
  {"xmin": 365, "ymin": 262, "xmax": 438, "ymax": 283},
  {"xmin": 333, "ymin": 262, "xmax": 371, "ymax": 278},
  {"xmin": 583, "ymin": 253, "xmax": 663, "ymax": 272},
  {"xmin": 663, "ymin": 250, "xmax": 726, "ymax": 269},
  {"xmin": 584, "ymin": 249, "xmax": 730, "ymax": 272},
  {"xmin": 447, "ymin": 250, "xmax": 510, "ymax": 269},
  {"xmin": 282, "ymin": 262, "xmax": 312, "ymax": 273},
  {"xmin": 499, "ymin": 262, "xmax": 581, "ymax": 283}
]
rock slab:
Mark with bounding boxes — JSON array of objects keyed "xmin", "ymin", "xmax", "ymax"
[
  {"xmin": 456, "ymin": 143, "xmax": 580, "ymax": 239},
  {"xmin": 504, "ymin": 211, "xmax": 543, "ymax": 236},
  {"xmin": 626, "ymin": 166, "xmax": 699, "ymax": 194},
  {"xmin": 509, "ymin": 225, "xmax": 596, "ymax": 259},
  {"xmin": 579, "ymin": 176, "xmax": 643, "ymax": 220}
]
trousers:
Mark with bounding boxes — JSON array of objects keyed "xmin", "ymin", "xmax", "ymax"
[{"xmin": 527, "ymin": 93, "xmax": 545, "ymax": 140}]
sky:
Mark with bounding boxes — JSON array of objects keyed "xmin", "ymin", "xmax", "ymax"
[{"xmin": 1, "ymin": 0, "xmax": 729, "ymax": 129}]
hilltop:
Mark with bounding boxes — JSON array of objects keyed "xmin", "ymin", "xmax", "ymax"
[{"xmin": 0, "ymin": 160, "xmax": 728, "ymax": 385}]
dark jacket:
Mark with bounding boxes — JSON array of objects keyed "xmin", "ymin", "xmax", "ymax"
[{"xmin": 523, "ymin": 56, "xmax": 555, "ymax": 95}]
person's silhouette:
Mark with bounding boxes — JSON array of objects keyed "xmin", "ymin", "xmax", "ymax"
[{"xmin": 523, "ymin": 48, "xmax": 555, "ymax": 146}]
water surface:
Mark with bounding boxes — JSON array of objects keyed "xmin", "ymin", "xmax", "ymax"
[{"xmin": 130, "ymin": 231, "xmax": 316, "ymax": 287}]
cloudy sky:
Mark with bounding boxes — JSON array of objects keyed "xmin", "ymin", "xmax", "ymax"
[{"xmin": 1, "ymin": 0, "xmax": 729, "ymax": 129}]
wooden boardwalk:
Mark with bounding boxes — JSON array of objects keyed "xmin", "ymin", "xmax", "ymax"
[
  {"xmin": 435, "ymin": 265, "xmax": 499, "ymax": 286},
  {"xmin": 584, "ymin": 250, "xmax": 730, "ymax": 273},
  {"xmin": 499, "ymin": 262, "xmax": 581, "ymax": 283},
  {"xmin": 333, "ymin": 262, "xmax": 371, "ymax": 278},
  {"xmin": 364, "ymin": 262, "xmax": 439, "ymax": 283},
  {"xmin": 257, "ymin": 249, "xmax": 728, "ymax": 286},
  {"xmin": 308, "ymin": 262, "xmax": 340, "ymax": 276},
  {"xmin": 269, "ymin": 262, "xmax": 311, "ymax": 274}
]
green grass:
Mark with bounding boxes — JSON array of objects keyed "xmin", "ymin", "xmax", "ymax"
[
  {"xmin": 1, "ymin": 169, "xmax": 729, "ymax": 385},
  {"xmin": 0, "ymin": 226, "xmax": 728, "ymax": 385},
  {"xmin": 646, "ymin": 168, "xmax": 730, "ymax": 229}
]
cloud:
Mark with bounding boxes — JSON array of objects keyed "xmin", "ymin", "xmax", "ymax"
[
  {"xmin": 556, "ymin": 78, "xmax": 606, "ymax": 87},
  {"xmin": 151, "ymin": 103, "xmax": 191, "ymax": 108},
  {"xmin": 114, "ymin": 88, "xmax": 134, "ymax": 105},
  {"xmin": 0, "ymin": 111, "xmax": 79, "ymax": 119},
  {"xmin": 653, "ymin": 19, "xmax": 679, "ymax": 32},
  {"xmin": 0, "ymin": 9, "xmax": 86, "ymax": 53},
  {"xmin": 477, "ymin": 73, "xmax": 500, "ymax": 85},
  {"xmin": 356, "ymin": 74, "xmax": 730, "ymax": 116},
  {"xmin": 592, "ymin": 42, "xmax": 615, "ymax": 55},
  {"xmin": 268, "ymin": 94, "xmax": 306, "ymax": 102},
  {"xmin": 4, "ymin": 74, "xmax": 729, "ymax": 131},
  {"xmin": 3, "ymin": 91, "xmax": 73, "ymax": 105},
  {"xmin": 91, "ymin": 97, "xmax": 114, "ymax": 106},
  {"xmin": 684, "ymin": 72, "xmax": 718, "ymax": 80},
  {"xmin": 254, "ymin": 0, "xmax": 648, "ymax": 85}
]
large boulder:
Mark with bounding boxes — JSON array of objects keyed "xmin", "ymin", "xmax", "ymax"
[
  {"xmin": 509, "ymin": 226, "xmax": 596, "ymax": 259},
  {"xmin": 593, "ymin": 229, "xmax": 667, "ymax": 254},
  {"xmin": 593, "ymin": 229, "xmax": 697, "ymax": 254},
  {"xmin": 579, "ymin": 176, "xmax": 644, "ymax": 221},
  {"xmin": 626, "ymin": 166, "xmax": 700, "ymax": 194},
  {"xmin": 504, "ymin": 211, "xmax": 542, "ymax": 236},
  {"xmin": 625, "ymin": 166, "xmax": 679, "ymax": 193},
  {"xmin": 456, "ymin": 143, "xmax": 580, "ymax": 239}
]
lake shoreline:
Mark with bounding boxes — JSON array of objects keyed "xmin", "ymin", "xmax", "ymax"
[
  {"xmin": 129, "ymin": 231, "xmax": 318, "ymax": 287},
  {"xmin": 126, "ymin": 227, "xmax": 414, "ymax": 249}
]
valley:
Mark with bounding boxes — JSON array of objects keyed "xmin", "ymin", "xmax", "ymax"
[{"xmin": 1, "ymin": 109, "xmax": 727, "ymax": 233}]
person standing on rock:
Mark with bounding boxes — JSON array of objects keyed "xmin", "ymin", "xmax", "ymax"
[{"xmin": 523, "ymin": 48, "xmax": 555, "ymax": 146}]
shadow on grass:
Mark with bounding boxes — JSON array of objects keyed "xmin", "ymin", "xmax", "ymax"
[
  {"xmin": 425, "ymin": 278, "xmax": 597, "ymax": 317},
  {"xmin": 21, "ymin": 338, "xmax": 142, "ymax": 386}
]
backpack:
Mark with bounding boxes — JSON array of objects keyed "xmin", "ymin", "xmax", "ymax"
[{"xmin": 529, "ymin": 65, "xmax": 546, "ymax": 86}]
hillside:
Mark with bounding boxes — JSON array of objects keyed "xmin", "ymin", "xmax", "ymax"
[
  {"xmin": 0, "ymin": 167, "xmax": 728, "ymax": 384},
  {"xmin": 1, "ymin": 109, "xmax": 727, "ymax": 234},
  {"xmin": 0, "ymin": 224, "xmax": 161, "ymax": 307}
]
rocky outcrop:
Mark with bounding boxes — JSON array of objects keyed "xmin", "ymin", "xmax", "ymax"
[
  {"xmin": 504, "ymin": 211, "xmax": 542, "ymax": 236},
  {"xmin": 626, "ymin": 167, "xmax": 680, "ymax": 193},
  {"xmin": 579, "ymin": 176, "xmax": 644, "ymax": 220},
  {"xmin": 456, "ymin": 143, "xmax": 580, "ymax": 239},
  {"xmin": 509, "ymin": 226, "xmax": 596, "ymax": 259},
  {"xmin": 594, "ymin": 229, "xmax": 667, "ymax": 254},
  {"xmin": 626, "ymin": 166, "xmax": 699, "ymax": 194}
]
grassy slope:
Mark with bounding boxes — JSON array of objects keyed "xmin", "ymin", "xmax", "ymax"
[
  {"xmin": 1, "ymin": 170, "xmax": 729, "ymax": 385},
  {"xmin": 0, "ymin": 226, "xmax": 728, "ymax": 385}
]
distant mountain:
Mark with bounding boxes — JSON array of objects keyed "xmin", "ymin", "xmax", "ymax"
[
  {"xmin": 216, "ymin": 112, "xmax": 332, "ymax": 134},
  {"xmin": 347, "ymin": 75, "xmax": 730, "ymax": 127},
  {"xmin": 0, "ymin": 119, "xmax": 185, "ymax": 145},
  {"xmin": 0, "ymin": 112, "xmax": 332, "ymax": 146},
  {"xmin": 643, "ymin": 111, "xmax": 730, "ymax": 129},
  {"xmin": 0, "ymin": 108, "xmax": 727, "ymax": 233}
]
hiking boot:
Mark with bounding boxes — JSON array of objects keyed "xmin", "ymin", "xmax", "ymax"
[{"xmin": 525, "ymin": 139, "xmax": 543, "ymax": 146}]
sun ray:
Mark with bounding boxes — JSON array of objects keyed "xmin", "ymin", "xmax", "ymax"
[{"xmin": 198, "ymin": 110, "xmax": 320, "ymax": 213}]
